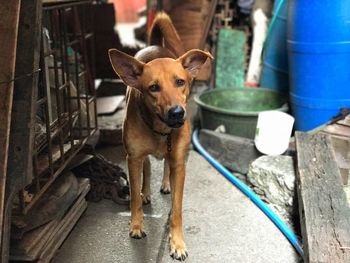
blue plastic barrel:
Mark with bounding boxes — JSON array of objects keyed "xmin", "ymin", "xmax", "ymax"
[
  {"xmin": 260, "ymin": 0, "xmax": 289, "ymax": 94},
  {"xmin": 288, "ymin": 0, "xmax": 350, "ymax": 131}
]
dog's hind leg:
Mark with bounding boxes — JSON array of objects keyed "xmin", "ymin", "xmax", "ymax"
[
  {"xmin": 142, "ymin": 156, "xmax": 151, "ymax": 204},
  {"xmin": 127, "ymin": 155, "xmax": 146, "ymax": 238},
  {"xmin": 160, "ymin": 158, "xmax": 171, "ymax": 194}
]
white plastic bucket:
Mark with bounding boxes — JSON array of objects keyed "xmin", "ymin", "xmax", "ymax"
[{"xmin": 254, "ymin": 111, "xmax": 294, "ymax": 155}]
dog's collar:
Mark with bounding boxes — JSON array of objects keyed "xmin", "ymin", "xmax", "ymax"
[
  {"xmin": 139, "ymin": 107, "xmax": 171, "ymax": 136},
  {"xmin": 138, "ymin": 102, "xmax": 172, "ymax": 152},
  {"xmin": 143, "ymin": 118, "xmax": 172, "ymax": 153},
  {"xmin": 152, "ymin": 129, "xmax": 171, "ymax": 137}
]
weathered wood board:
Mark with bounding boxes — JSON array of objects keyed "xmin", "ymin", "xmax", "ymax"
[
  {"xmin": 0, "ymin": 1, "xmax": 21, "ymax": 261},
  {"xmin": 10, "ymin": 178, "xmax": 89, "ymax": 261},
  {"xmin": 295, "ymin": 132, "xmax": 350, "ymax": 263},
  {"xmin": 8, "ymin": 0, "xmax": 42, "ymax": 187}
]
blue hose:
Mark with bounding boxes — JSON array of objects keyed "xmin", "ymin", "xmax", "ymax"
[
  {"xmin": 262, "ymin": 0, "xmax": 285, "ymax": 59},
  {"xmin": 192, "ymin": 129, "xmax": 304, "ymax": 257}
]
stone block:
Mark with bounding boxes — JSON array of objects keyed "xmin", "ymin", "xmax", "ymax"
[
  {"xmin": 199, "ymin": 129, "xmax": 261, "ymax": 174},
  {"xmin": 247, "ymin": 155, "xmax": 296, "ymax": 225}
]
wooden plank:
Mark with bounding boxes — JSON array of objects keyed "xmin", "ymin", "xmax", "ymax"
[
  {"xmin": 323, "ymin": 123, "xmax": 350, "ymax": 138},
  {"xmin": 330, "ymin": 137, "xmax": 350, "ymax": 185},
  {"xmin": 200, "ymin": 0, "xmax": 217, "ymax": 49},
  {"xmin": 0, "ymin": 1, "xmax": 21, "ymax": 261},
  {"xmin": 295, "ymin": 132, "xmax": 350, "ymax": 263},
  {"xmin": 337, "ymin": 117, "xmax": 350, "ymax": 127},
  {"xmin": 38, "ymin": 183, "xmax": 90, "ymax": 262},
  {"xmin": 11, "ymin": 173, "xmax": 79, "ymax": 237},
  {"xmin": 39, "ymin": 199, "xmax": 88, "ymax": 262},
  {"xmin": 11, "ymin": 221, "xmax": 57, "ymax": 258},
  {"xmin": 2, "ymin": 1, "xmax": 42, "ymax": 260},
  {"xmin": 7, "ymin": 0, "xmax": 42, "ymax": 187},
  {"xmin": 10, "ymin": 179, "xmax": 90, "ymax": 261}
]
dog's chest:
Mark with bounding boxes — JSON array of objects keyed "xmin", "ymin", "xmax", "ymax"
[{"xmin": 151, "ymin": 136, "xmax": 167, "ymax": 160}]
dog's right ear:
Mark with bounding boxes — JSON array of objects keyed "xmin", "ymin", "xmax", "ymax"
[
  {"xmin": 178, "ymin": 49, "xmax": 214, "ymax": 78},
  {"xmin": 108, "ymin": 49, "xmax": 145, "ymax": 87}
]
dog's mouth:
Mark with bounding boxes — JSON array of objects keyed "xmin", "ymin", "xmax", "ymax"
[
  {"xmin": 167, "ymin": 121, "xmax": 185, "ymax": 128},
  {"xmin": 157, "ymin": 114, "xmax": 185, "ymax": 128}
]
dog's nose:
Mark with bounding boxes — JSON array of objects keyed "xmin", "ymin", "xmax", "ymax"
[{"xmin": 168, "ymin": 106, "xmax": 185, "ymax": 121}]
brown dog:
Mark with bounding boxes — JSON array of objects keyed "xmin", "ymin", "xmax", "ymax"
[{"xmin": 108, "ymin": 12, "xmax": 213, "ymax": 261}]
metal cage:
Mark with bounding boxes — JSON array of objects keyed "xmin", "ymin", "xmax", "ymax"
[{"xmin": 15, "ymin": 1, "xmax": 97, "ymax": 215}]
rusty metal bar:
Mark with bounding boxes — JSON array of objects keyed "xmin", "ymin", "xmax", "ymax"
[
  {"xmin": 18, "ymin": 190, "xmax": 25, "ymax": 215},
  {"xmin": 37, "ymin": 97, "xmax": 48, "ymax": 105},
  {"xmin": 67, "ymin": 33, "xmax": 93, "ymax": 46},
  {"xmin": 72, "ymin": 15, "xmax": 83, "ymax": 140},
  {"xmin": 40, "ymin": 34, "xmax": 54, "ymax": 179},
  {"xmin": 58, "ymin": 83, "xmax": 69, "ymax": 91},
  {"xmin": 53, "ymin": 9, "xmax": 66, "ymax": 166},
  {"xmin": 33, "ymin": 154, "xmax": 41, "ymax": 193},
  {"xmin": 42, "ymin": 0, "xmax": 91, "ymax": 11},
  {"xmin": 61, "ymin": 7, "xmax": 74, "ymax": 148}
]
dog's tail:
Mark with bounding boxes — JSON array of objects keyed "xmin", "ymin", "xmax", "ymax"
[{"xmin": 148, "ymin": 12, "xmax": 185, "ymax": 57}]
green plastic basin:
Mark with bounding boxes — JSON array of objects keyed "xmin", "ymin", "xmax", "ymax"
[{"xmin": 194, "ymin": 88, "xmax": 288, "ymax": 139}]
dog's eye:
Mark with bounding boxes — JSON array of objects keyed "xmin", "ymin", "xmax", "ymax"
[
  {"xmin": 149, "ymin": 84, "xmax": 160, "ymax": 92},
  {"xmin": 175, "ymin": 79, "xmax": 185, "ymax": 87}
]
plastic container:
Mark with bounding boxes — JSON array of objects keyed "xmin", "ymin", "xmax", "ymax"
[
  {"xmin": 260, "ymin": 0, "xmax": 289, "ymax": 94},
  {"xmin": 288, "ymin": 0, "xmax": 350, "ymax": 131},
  {"xmin": 194, "ymin": 88, "xmax": 288, "ymax": 139},
  {"xmin": 254, "ymin": 111, "xmax": 294, "ymax": 155}
]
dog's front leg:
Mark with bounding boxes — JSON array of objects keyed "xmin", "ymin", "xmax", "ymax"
[
  {"xmin": 142, "ymin": 156, "xmax": 151, "ymax": 204},
  {"xmin": 169, "ymin": 155, "xmax": 188, "ymax": 261},
  {"xmin": 161, "ymin": 158, "xmax": 171, "ymax": 194},
  {"xmin": 127, "ymin": 155, "xmax": 146, "ymax": 238}
]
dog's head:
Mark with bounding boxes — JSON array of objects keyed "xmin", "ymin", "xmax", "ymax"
[{"xmin": 109, "ymin": 49, "xmax": 213, "ymax": 128}]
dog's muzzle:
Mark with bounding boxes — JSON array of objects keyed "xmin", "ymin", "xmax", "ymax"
[{"xmin": 165, "ymin": 105, "xmax": 185, "ymax": 128}]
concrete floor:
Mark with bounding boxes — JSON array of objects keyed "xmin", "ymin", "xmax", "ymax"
[{"xmin": 52, "ymin": 144, "xmax": 299, "ymax": 263}]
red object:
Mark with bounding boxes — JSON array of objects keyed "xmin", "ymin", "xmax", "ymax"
[
  {"xmin": 108, "ymin": 0, "xmax": 146, "ymax": 23},
  {"xmin": 244, "ymin": 81, "xmax": 259, "ymax": 88},
  {"xmin": 147, "ymin": 8, "xmax": 156, "ymax": 31}
]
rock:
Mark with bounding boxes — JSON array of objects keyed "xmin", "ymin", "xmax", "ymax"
[
  {"xmin": 199, "ymin": 129, "xmax": 261, "ymax": 174},
  {"xmin": 247, "ymin": 155, "xmax": 296, "ymax": 225}
]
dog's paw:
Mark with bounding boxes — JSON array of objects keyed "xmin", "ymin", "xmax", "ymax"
[
  {"xmin": 129, "ymin": 227, "xmax": 147, "ymax": 239},
  {"xmin": 160, "ymin": 182, "xmax": 171, "ymax": 194},
  {"xmin": 142, "ymin": 194, "xmax": 151, "ymax": 205},
  {"xmin": 169, "ymin": 239, "xmax": 188, "ymax": 261}
]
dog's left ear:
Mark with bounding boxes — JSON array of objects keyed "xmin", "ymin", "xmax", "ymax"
[
  {"xmin": 108, "ymin": 49, "xmax": 145, "ymax": 88},
  {"xmin": 178, "ymin": 49, "xmax": 214, "ymax": 78}
]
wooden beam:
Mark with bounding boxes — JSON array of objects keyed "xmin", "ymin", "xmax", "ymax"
[
  {"xmin": 295, "ymin": 132, "xmax": 350, "ymax": 263},
  {"xmin": 7, "ymin": 0, "xmax": 42, "ymax": 188},
  {"xmin": 200, "ymin": 0, "xmax": 217, "ymax": 49},
  {"xmin": 0, "ymin": 1, "xmax": 21, "ymax": 261}
]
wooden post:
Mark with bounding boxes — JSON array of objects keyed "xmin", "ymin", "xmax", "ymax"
[
  {"xmin": 0, "ymin": 1, "xmax": 21, "ymax": 261},
  {"xmin": 295, "ymin": 132, "xmax": 350, "ymax": 263},
  {"xmin": 7, "ymin": 0, "xmax": 42, "ymax": 188},
  {"xmin": 1, "ymin": 0, "xmax": 43, "ymax": 261}
]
